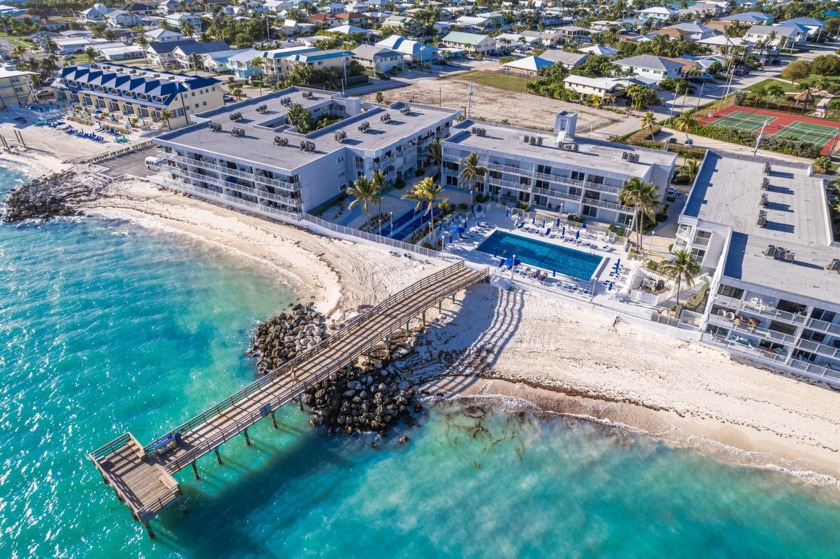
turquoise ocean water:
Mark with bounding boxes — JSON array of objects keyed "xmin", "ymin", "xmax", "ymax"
[{"xmin": 2, "ymin": 165, "xmax": 840, "ymax": 558}]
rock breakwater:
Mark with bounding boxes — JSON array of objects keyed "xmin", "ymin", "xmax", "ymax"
[
  {"xmin": 249, "ymin": 303, "xmax": 329, "ymax": 375},
  {"xmin": 3, "ymin": 171, "xmax": 105, "ymax": 222}
]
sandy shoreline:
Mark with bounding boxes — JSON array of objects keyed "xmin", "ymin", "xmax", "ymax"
[{"xmin": 3, "ymin": 151, "xmax": 840, "ymax": 481}]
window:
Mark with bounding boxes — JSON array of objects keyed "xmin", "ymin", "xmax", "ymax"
[
  {"xmin": 717, "ymin": 285, "xmax": 744, "ymax": 299},
  {"xmin": 810, "ymin": 308, "xmax": 836, "ymax": 323},
  {"xmin": 571, "ymin": 171, "xmax": 585, "ymax": 181},
  {"xmin": 582, "ymin": 205, "xmax": 598, "ymax": 218},
  {"xmin": 589, "ymin": 175, "xmax": 605, "ymax": 184},
  {"xmin": 535, "ymin": 180, "xmax": 549, "ymax": 190},
  {"xmin": 569, "ymin": 187, "xmax": 582, "ymax": 197},
  {"xmin": 337, "ymin": 156, "xmax": 344, "ymax": 163},
  {"xmin": 537, "ymin": 164, "xmax": 552, "ymax": 175},
  {"xmin": 519, "ymin": 177, "xmax": 530, "ymax": 187},
  {"xmin": 617, "ymin": 213, "xmax": 632, "ymax": 225}
]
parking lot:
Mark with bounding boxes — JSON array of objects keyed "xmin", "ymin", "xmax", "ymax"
[{"xmin": 96, "ymin": 146, "xmax": 156, "ymax": 178}]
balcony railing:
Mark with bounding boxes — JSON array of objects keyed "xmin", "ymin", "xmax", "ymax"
[
  {"xmin": 706, "ymin": 314, "xmax": 799, "ymax": 345},
  {"xmin": 167, "ymin": 155, "xmax": 300, "ymax": 191},
  {"xmin": 796, "ymin": 339, "xmax": 840, "ymax": 359},
  {"xmin": 713, "ymin": 294, "xmax": 808, "ymax": 326},
  {"xmin": 806, "ymin": 317, "xmax": 840, "ymax": 336}
]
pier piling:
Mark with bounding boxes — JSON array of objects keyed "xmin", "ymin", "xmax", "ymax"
[
  {"xmin": 191, "ymin": 460, "xmax": 200, "ymax": 480},
  {"xmin": 271, "ymin": 411, "xmax": 278, "ymax": 429},
  {"xmin": 244, "ymin": 428, "xmax": 251, "ymax": 446},
  {"xmin": 214, "ymin": 447, "xmax": 223, "ymax": 465}
]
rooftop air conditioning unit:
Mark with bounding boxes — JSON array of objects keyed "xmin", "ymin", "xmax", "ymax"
[
  {"xmin": 209, "ymin": 122, "xmax": 222, "ymax": 132},
  {"xmin": 306, "ymin": 141, "xmax": 315, "ymax": 151},
  {"xmin": 536, "ymin": 136, "xmax": 543, "ymax": 146},
  {"xmin": 622, "ymin": 152, "xmax": 629, "ymax": 160},
  {"xmin": 627, "ymin": 153, "xmax": 639, "ymax": 163},
  {"xmin": 401, "ymin": 106, "xmax": 411, "ymax": 115},
  {"xmin": 764, "ymin": 244, "xmax": 776, "ymax": 257},
  {"xmin": 381, "ymin": 113, "xmax": 391, "ymax": 123},
  {"xmin": 280, "ymin": 97, "xmax": 291, "ymax": 106},
  {"xmin": 299, "ymin": 140, "xmax": 307, "ymax": 150},
  {"xmin": 828, "ymin": 258, "xmax": 840, "ymax": 271},
  {"xmin": 764, "ymin": 162, "xmax": 771, "ymax": 174},
  {"xmin": 274, "ymin": 135, "xmax": 288, "ymax": 146},
  {"xmin": 358, "ymin": 122, "xmax": 370, "ymax": 132},
  {"xmin": 757, "ymin": 211, "xmax": 767, "ymax": 228},
  {"xmin": 229, "ymin": 112, "xmax": 242, "ymax": 121},
  {"xmin": 256, "ymin": 104, "xmax": 268, "ymax": 113},
  {"xmin": 529, "ymin": 137, "xmax": 536, "ymax": 145},
  {"xmin": 231, "ymin": 127, "xmax": 245, "ymax": 137},
  {"xmin": 761, "ymin": 177, "xmax": 769, "ymax": 190},
  {"xmin": 563, "ymin": 143, "xmax": 579, "ymax": 152},
  {"xmin": 334, "ymin": 131, "xmax": 347, "ymax": 142},
  {"xmin": 523, "ymin": 135, "xmax": 530, "ymax": 143},
  {"xmin": 760, "ymin": 193, "xmax": 769, "ymax": 207}
]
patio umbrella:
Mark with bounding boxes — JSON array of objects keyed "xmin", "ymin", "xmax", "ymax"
[
  {"xmin": 582, "ymin": 221, "xmax": 587, "ymax": 229},
  {"xmin": 476, "ymin": 204, "xmax": 482, "ymax": 214},
  {"xmin": 561, "ymin": 226, "xmax": 566, "ymax": 236},
  {"xmin": 450, "ymin": 226, "xmax": 465, "ymax": 236},
  {"xmin": 503, "ymin": 256, "xmax": 521, "ymax": 268},
  {"xmin": 555, "ymin": 217, "xmax": 560, "ymax": 227},
  {"xmin": 575, "ymin": 230, "xmax": 580, "ymax": 240}
]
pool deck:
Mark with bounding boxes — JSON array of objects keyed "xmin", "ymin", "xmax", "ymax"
[{"xmin": 443, "ymin": 207, "xmax": 636, "ymax": 304}]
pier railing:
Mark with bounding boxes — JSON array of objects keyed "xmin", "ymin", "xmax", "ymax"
[
  {"xmin": 90, "ymin": 433, "xmax": 133, "ymax": 461},
  {"xmin": 144, "ymin": 261, "xmax": 477, "ymax": 457}
]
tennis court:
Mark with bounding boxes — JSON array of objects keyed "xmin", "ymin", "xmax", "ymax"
[
  {"xmin": 709, "ymin": 111, "xmax": 775, "ymax": 132},
  {"xmin": 772, "ymin": 120, "xmax": 840, "ymax": 145}
]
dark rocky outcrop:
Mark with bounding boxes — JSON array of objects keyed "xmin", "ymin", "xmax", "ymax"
[
  {"xmin": 302, "ymin": 364, "xmax": 422, "ymax": 436},
  {"xmin": 3, "ymin": 171, "xmax": 104, "ymax": 222},
  {"xmin": 248, "ymin": 302, "xmax": 329, "ymax": 375}
]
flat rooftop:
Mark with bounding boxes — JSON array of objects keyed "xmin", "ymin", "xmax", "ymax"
[
  {"xmin": 444, "ymin": 120, "xmax": 677, "ymax": 177},
  {"xmin": 155, "ymin": 88, "xmax": 458, "ymax": 171},
  {"xmin": 687, "ymin": 153, "xmax": 840, "ymax": 301}
]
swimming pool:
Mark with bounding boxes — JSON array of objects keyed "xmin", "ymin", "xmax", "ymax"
[{"xmin": 476, "ymin": 231, "xmax": 603, "ymax": 281}]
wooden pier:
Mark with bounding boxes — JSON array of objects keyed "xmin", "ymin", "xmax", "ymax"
[{"xmin": 89, "ymin": 261, "xmax": 488, "ymax": 537}]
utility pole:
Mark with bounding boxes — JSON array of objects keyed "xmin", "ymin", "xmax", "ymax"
[
  {"xmin": 754, "ymin": 118, "xmax": 770, "ymax": 156},
  {"xmin": 694, "ymin": 80, "xmax": 705, "ymax": 111},
  {"xmin": 466, "ymin": 82, "xmax": 473, "ymax": 119}
]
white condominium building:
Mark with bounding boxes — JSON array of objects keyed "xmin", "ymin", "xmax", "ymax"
[
  {"xmin": 153, "ymin": 88, "xmax": 458, "ymax": 216},
  {"xmin": 441, "ymin": 113, "xmax": 677, "ymax": 226},
  {"xmin": 677, "ymin": 152, "xmax": 840, "ymax": 386}
]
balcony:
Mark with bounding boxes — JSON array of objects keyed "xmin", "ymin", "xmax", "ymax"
[
  {"xmin": 796, "ymin": 339, "xmax": 840, "ymax": 360},
  {"xmin": 167, "ymin": 155, "xmax": 301, "ymax": 192},
  {"xmin": 707, "ymin": 314, "xmax": 799, "ymax": 345},
  {"xmin": 713, "ymin": 294, "xmax": 808, "ymax": 327},
  {"xmin": 806, "ymin": 317, "xmax": 840, "ymax": 336}
]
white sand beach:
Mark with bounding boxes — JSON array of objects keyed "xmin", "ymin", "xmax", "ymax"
[{"xmin": 67, "ymin": 174, "xmax": 840, "ymax": 480}]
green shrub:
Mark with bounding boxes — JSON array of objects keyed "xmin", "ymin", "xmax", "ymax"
[{"xmin": 457, "ymin": 202, "xmax": 468, "ymax": 210}]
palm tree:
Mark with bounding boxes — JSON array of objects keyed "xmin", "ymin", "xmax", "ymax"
[
  {"xmin": 160, "ymin": 109, "xmax": 173, "ymax": 129},
  {"xmin": 660, "ymin": 249, "xmax": 701, "ymax": 307},
  {"xmin": 673, "ymin": 112, "xmax": 696, "ymax": 141},
  {"xmin": 427, "ymin": 138, "xmax": 442, "ymax": 171},
  {"xmin": 618, "ymin": 177, "xmax": 659, "ymax": 254},
  {"xmin": 458, "ymin": 151, "xmax": 485, "ymax": 207},
  {"xmin": 641, "ymin": 110, "xmax": 656, "ymax": 140},
  {"xmin": 84, "ymin": 46, "xmax": 97, "ymax": 63},
  {"xmin": 371, "ymin": 169, "xmax": 386, "ymax": 219},
  {"xmin": 402, "ymin": 177, "xmax": 444, "ymax": 238},
  {"xmin": 675, "ymin": 157, "xmax": 700, "ymax": 182},
  {"xmin": 347, "ymin": 175, "xmax": 382, "ymax": 229},
  {"xmin": 251, "ymin": 56, "xmax": 265, "ymax": 93},
  {"xmin": 11, "ymin": 45, "xmax": 26, "ymax": 60},
  {"xmin": 189, "ymin": 53, "xmax": 202, "ymax": 75}
]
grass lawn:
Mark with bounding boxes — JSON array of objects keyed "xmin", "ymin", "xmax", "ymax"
[
  {"xmin": 745, "ymin": 78, "xmax": 797, "ymax": 93},
  {"xmin": 442, "ymin": 70, "xmax": 530, "ymax": 93}
]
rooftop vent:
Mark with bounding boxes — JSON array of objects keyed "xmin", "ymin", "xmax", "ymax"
[
  {"xmin": 358, "ymin": 121, "xmax": 370, "ymax": 133},
  {"xmin": 334, "ymin": 131, "xmax": 347, "ymax": 142},
  {"xmin": 400, "ymin": 106, "xmax": 411, "ymax": 115},
  {"xmin": 764, "ymin": 162, "xmax": 771, "ymax": 174},
  {"xmin": 273, "ymin": 135, "xmax": 288, "ymax": 146},
  {"xmin": 230, "ymin": 127, "xmax": 245, "ymax": 137},
  {"xmin": 761, "ymin": 177, "xmax": 769, "ymax": 190},
  {"xmin": 760, "ymin": 193, "xmax": 768, "ymax": 207},
  {"xmin": 828, "ymin": 258, "xmax": 840, "ymax": 271},
  {"xmin": 757, "ymin": 210, "xmax": 767, "ymax": 228},
  {"xmin": 229, "ymin": 111, "xmax": 243, "ymax": 121},
  {"xmin": 280, "ymin": 97, "xmax": 292, "ymax": 106},
  {"xmin": 380, "ymin": 113, "xmax": 391, "ymax": 123},
  {"xmin": 256, "ymin": 104, "xmax": 268, "ymax": 113},
  {"xmin": 209, "ymin": 122, "xmax": 222, "ymax": 132}
]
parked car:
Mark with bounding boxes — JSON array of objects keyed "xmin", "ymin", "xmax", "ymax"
[{"xmin": 666, "ymin": 187, "xmax": 677, "ymax": 202}]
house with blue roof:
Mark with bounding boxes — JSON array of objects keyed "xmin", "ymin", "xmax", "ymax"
[
  {"xmin": 53, "ymin": 63, "xmax": 224, "ymax": 129},
  {"xmin": 721, "ymin": 11, "xmax": 774, "ymax": 25}
]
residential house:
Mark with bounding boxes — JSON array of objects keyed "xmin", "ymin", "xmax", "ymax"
[
  {"xmin": 501, "ymin": 55, "xmax": 553, "ymax": 77},
  {"xmin": 172, "ymin": 41, "xmax": 230, "ymax": 71},
  {"xmin": 563, "ymin": 75, "xmax": 627, "ymax": 101},
  {"xmin": 98, "ymin": 45, "xmax": 146, "ymax": 61},
  {"xmin": 778, "ymin": 17, "xmax": 825, "ymax": 40},
  {"xmin": 454, "ymin": 13, "xmax": 505, "ymax": 32},
  {"xmin": 441, "ymin": 31, "xmax": 497, "ymax": 55},
  {"xmin": 53, "ymin": 63, "xmax": 224, "ymax": 128},
  {"xmin": 745, "ymin": 25, "xmax": 803, "ymax": 50},
  {"xmin": 164, "ymin": 12, "xmax": 202, "ymax": 32},
  {"xmin": 579, "ymin": 44, "xmax": 618, "ymax": 56},
  {"xmin": 657, "ymin": 22, "xmax": 718, "ymax": 42},
  {"xmin": 638, "ymin": 7, "xmax": 678, "ymax": 22},
  {"xmin": 284, "ymin": 49, "xmax": 352, "ymax": 73},
  {"xmin": 144, "ymin": 28, "xmax": 185, "ymax": 44},
  {"xmin": 553, "ymin": 25, "xmax": 589, "ymax": 43},
  {"xmin": 227, "ymin": 48, "xmax": 263, "ymax": 79},
  {"xmin": 376, "ymin": 34, "xmax": 438, "ymax": 63},
  {"xmin": 539, "ymin": 50, "xmax": 588, "ymax": 69},
  {"xmin": 721, "ymin": 11, "xmax": 773, "ymax": 25},
  {"xmin": 104, "ymin": 9, "xmax": 141, "ymax": 27},
  {"xmin": 76, "ymin": 3, "xmax": 112, "ymax": 24},
  {"xmin": 351, "ymin": 44, "xmax": 403, "ymax": 75},
  {"xmin": 616, "ymin": 54, "xmax": 684, "ymax": 83},
  {"xmin": 698, "ymin": 35, "xmax": 755, "ymax": 55}
]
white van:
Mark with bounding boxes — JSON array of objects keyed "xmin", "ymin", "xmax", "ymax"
[{"xmin": 145, "ymin": 156, "xmax": 163, "ymax": 171}]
